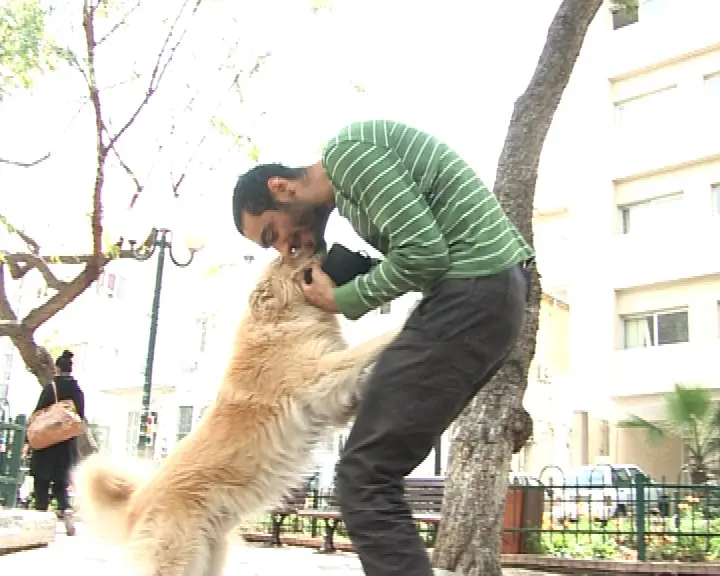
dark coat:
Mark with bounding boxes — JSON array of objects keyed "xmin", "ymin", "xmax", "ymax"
[{"xmin": 29, "ymin": 375, "xmax": 85, "ymax": 482}]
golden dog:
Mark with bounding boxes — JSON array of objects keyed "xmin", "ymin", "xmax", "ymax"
[{"xmin": 73, "ymin": 254, "xmax": 397, "ymax": 576}]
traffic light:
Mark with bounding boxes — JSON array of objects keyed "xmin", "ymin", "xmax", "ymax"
[{"xmin": 140, "ymin": 412, "xmax": 158, "ymax": 447}]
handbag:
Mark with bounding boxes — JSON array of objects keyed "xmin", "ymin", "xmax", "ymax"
[
  {"xmin": 76, "ymin": 420, "xmax": 100, "ymax": 459},
  {"xmin": 27, "ymin": 381, "xmax": 84, "ymax": 450}
]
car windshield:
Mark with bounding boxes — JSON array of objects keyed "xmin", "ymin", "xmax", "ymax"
[
  {"xmin": 612, "ymin": 467, "xmax": 632, "ymax": 487},
  {"xmin": 625, "ymin": 467, "xmax": 652, "ymax": 483}
]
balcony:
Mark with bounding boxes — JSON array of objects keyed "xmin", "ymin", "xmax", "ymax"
[
  {"xmin": 610, "ymin": 225, "xmax": 720, "ymax": 289},
  {"xmin": 613, "ymin": 340, "xmax": 720, "ymax": 397},
  {"xmin": 610, "ymin": 120, "xmax": 720, "ymax": 182},
  {"xmin": 606, "ymin": 1, "xmax": 720, "ymax": 82}
]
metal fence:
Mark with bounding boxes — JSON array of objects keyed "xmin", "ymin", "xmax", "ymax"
[
  {"xmin": 504, "ymin": 475, "xmax": 720, "ymax": 562},
  {"xmin": 0, "ymin": 414, "xmax": 26, "ymax": 508},
  {"xmin": 245, "ymin": 473, "xmax": 720, "ymax": 562}
]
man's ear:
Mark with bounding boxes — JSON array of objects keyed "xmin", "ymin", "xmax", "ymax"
[
  {"xmin": 248, "ymin": 277, "xmax": 291, "ymax": 321},
  {"xmin": 267, "ymin": 177, "xmax": 295, "ymax": 202}
]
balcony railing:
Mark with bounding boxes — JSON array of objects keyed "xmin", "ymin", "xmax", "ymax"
[{"xmin": 614, "ymin": 340, "xmax": 720, "ymax": 397}]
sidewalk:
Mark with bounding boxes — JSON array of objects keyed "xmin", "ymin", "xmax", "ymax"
[{"xmin": 0, "ymin": 524, "xmax": 552, "ymax": 575}]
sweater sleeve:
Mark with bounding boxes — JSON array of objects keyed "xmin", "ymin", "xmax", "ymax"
[{"xmin": 323, "ymin": 140, "xmax": 450, "ymax": 319}]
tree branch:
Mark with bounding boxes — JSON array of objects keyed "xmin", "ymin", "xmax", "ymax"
[
  {"xmin": 95, "ymin": 0, "xmax": 143, "ymax": 46},
  {"xmin": 494, "ymin": 0, "xmax": 604, "ymax": 240},
  {"xmin": 107, "ymin": 0, "xmax": 203, "ymax": 149},
  {"xmin": 0, "ymin": 152, "xmax": 51, "ymax": 168},
  {"xmin": 82, "ymin": 0, "xmax": 107, "ymax": 258},
  {"xmin": 0, "ymin": 263, "xmax": 18, "ymax": 326}
]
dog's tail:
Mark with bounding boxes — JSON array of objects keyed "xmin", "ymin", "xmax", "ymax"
[{"xmin": 72, "ymin": 452, "xmax": 145, "ymax": 545}]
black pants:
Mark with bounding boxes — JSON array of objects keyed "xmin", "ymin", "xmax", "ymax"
[
  {"xmin": 34, "ymin": 477, "xmax": 71, "ymax": 512},
  {"xmin": 336, "ymin": 265, "xmax": 528, "ymax": 576}
]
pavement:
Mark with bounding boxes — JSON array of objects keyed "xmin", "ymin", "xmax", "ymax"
[{"xmin": 0, "ymin": 523, "xmax": 555, "ymax": 575}]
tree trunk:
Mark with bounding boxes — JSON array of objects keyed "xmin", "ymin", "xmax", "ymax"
[
  {"xmin": 432, "ymin": 1, "xmax": 605, "ymax": 574},
  {"xmin": 10, "ymin": 328, "xmax": 55, "ymax": 387},
  {"xmin": 10, "ymin": 324, "xmax": 98, "ymax": 455}
]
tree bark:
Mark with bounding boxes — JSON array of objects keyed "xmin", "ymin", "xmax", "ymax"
[{"xmin": 432, "ymin": 1, "xmax": 604, "ymax": 574}]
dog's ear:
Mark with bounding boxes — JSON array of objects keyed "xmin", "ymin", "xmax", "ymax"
[{"xmin": 248, "ymin": 277, "xmax": 291, "ymax": 321}]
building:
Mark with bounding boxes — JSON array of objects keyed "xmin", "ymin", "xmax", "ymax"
[
  {"xmin": 532, "ymin": 0, "xmax": 720, "ymax": 480},
  {"xmin": 513, "ymin": 293, "xmax": 571, "ymax": 476}
]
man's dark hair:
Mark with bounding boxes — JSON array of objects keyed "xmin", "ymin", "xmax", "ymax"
[
  {"xmin": 55, "ymin": 349, "xmax": 74, "ymax": 374},
  {"xmin": 232, "ymin": 163, "xmax": 306, "ymax": 233}
]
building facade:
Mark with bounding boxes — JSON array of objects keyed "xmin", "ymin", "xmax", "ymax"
[{"xmin": 533, "ymin": 0, "xmax": 720, "ymax": 480}]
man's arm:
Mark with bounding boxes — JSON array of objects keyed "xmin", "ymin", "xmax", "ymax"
[{"xmin": 323, "ymin": 141, "xmax": 450, "ymax": 320}]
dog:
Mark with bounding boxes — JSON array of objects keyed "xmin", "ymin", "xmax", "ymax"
[{"xmin": 73, "ymin": 254, "xmax": 398, "ymax": 576}]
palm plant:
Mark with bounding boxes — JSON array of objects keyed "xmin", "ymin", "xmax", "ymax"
[{"xmin": 618, "ymin": 384, "xmax": 720, "ymax": 484}]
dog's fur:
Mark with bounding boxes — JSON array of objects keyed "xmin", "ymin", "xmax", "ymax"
[{"xmin": 73, "ymin": 254, "xmax": 398, "ymax": 576}]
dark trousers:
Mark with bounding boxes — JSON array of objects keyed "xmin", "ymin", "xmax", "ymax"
[
  {"xmin": 34, "ymin": 477, "xmax": 71, "ymax": 512},
  {"xmin": 336, "ymin": 265, "xmax": 528, "ymax": 576}
]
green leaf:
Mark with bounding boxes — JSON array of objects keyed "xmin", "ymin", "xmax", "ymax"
[
  {"xmin": 663, "ymin": 384, "xmax": 712, "ymax": 428},
  {"xmin": 617, "ymin": 415, "xmax": 667, "ymax": 444},
  {"xmin": 0, "ymin": 0, "xmax": 67, "ymax": 100},
  {"xmin": 311, "ymin": 0, "xmax": 334, "ymax": 13}
]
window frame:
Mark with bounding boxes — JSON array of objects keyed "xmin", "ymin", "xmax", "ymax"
[
  {"xmin": 176, "ymin": 405, "xmax": 194, "ymax": 442},
  {"xmin": 622, "ymin": 308, "xmax": 690, "ymax": 349},
  {"xmin": 711, "ymin": 183, "xmax": 720, "ymax": 216},
  {"xmin": 614, "ymin": 86, "xmax": 677, "ymax": 132},
  {"xmin": 618, "ymin": 192, "xmax": 684, "ymax": 235}
]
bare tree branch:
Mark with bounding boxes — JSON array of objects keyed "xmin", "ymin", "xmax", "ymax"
[
  {"xmin": 107, "ymin": 0, "xmax": 203, "ymax": 149},
  {"xmin": 0, "ymin": 152, "xmax": 51, "ymax": 168},
  {"xmin": 0, "ymin": 263, "xmax": 18, "ymax": 326},
  {"xmin": 494, "ymin": 0, "xmax": 605, "ymax": 237},
  {"xmin": 95, "ymin": 0, "xmax": 143, "ymax": 46}
]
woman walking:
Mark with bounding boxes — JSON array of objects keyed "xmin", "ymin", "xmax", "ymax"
[{"xmin": 30, "ymin": 350, "xmax": 85, "ymax": 536}]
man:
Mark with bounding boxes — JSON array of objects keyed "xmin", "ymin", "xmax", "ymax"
[{"xmin": 232, "ymin": 120, "xmax": 533, "ymax": 576}]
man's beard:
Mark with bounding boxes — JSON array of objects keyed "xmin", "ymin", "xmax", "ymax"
[
  {"xmin": 311, "ymin": 204, "xmax": 333, "ymax": 256},
  {"xmin": 282, "ymin": 201, "xmax": 334, "ymax": 257}
]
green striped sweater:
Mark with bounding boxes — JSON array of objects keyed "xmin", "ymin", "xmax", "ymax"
[{"xmin": 322, "ymin": 120, "xmax": 534, "ymax": 320}]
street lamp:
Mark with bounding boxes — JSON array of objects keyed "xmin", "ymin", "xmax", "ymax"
[{"xmin": 123, "ymin": 227, "xmax": 205, "ymax": 456}]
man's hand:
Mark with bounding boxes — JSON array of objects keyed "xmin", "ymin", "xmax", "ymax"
[{"xmin": 301, "ymin": 262, "xmax": 339, "ymax": 314}]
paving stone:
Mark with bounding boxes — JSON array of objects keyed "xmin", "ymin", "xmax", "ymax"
[
  {"xmin": 0, "ymin": 525, "xmax": 565, "ymax": 575},
  {"xmin": 0, "ymin": 509, "xmax": 56, "ymax": 553}
]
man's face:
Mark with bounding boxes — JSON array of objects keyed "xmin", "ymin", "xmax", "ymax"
[{"xmin": 241, "ymin": 201, "xmax": 319, "ymax": 258}]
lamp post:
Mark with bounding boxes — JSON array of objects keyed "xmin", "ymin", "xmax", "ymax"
[{"xmin": 125, "ymin": 227, "xmax": 204, "ymax": 456}]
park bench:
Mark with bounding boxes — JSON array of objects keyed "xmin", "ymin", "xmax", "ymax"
[
  {"xmin": 265, "ymin": 475, "xmax": 314, "ymax": 547},
  {"xmin": 296, "ymin": 476, "xmax": 445, "ymax": 553}
]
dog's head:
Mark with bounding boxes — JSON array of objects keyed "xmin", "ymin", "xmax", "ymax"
[{"xmin": 247, "ymin": 252, "xmax": 319, "ymax": 322}]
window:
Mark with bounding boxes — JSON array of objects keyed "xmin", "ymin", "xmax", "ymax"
[
  {"xmin": 622, "ymin": 309, "xmax": 689, "ymax": 349},
  {"xmin": 611, "ymin": 467, "xmax": 632, "ymax": 488},
  {"xmin": 638, "ymin": 0, "xmax": 671, "ymax": 22},
  {"xmin": 712, "ymin": 183, "xmax": 720, "ymax": 216},
  {"xmin": 89, "ymin": 424, "xmax": 111, "ymax": 451},
  {"xmin": 619, "ymin": 193, "xmax": 683, "ymax": 235},
  {"xmin": 611, "ymin": 1, "xmax": 638, "ymax": 29},
  {"xmin": 125, "ymin": 411, "xmax": 141, "ymax": 455},
  {"xmin": 614, "ymin": 87, "xmax": 677, "ymax": 132},
  {"xmin": 177, "ymin": 406, "xmax": 194, "ymax": 442},
  {"xmin": 600, "ymin": 420, "xmax": 610, "ymax": 457},
  {"xmin": 569, "ymin": 469, "xmax": 606, "ymax": 487},
  {"xmin": 117, "ymin": 276, "xmax": 127, "ymax": 298},
  {"xmin": 96, "ymin": 272, "xmax": 126, "ymax": 299},
  {"xmin": 1, "ymin": 352, "xmax": 13, "ymax": 383},
  {"xmin": 705, "ymin": 72, "xmax": 720, "ymax": 101},
  {"xmin": 197, "ymin": 317, "xmax": 209, "ymax": 353}
]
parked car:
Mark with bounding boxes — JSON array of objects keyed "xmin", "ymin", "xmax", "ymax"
[{"xmin": 550, "ymin": 464, "xmax": 666, "ymax": 522}]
